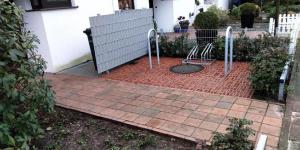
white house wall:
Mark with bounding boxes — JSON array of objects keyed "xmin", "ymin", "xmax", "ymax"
[
  {"xmin": 217, "ymin": 0, "xmax": 229, "ymax": 10},
  {"xmin": 153, "ymin": 0, "xmax": 174, "ymax": 32},
  {"xmin": 15, "ymin": 0, "xmax": 118, "ymax": 72},
  {"xmin": 173, "ymin": 0, "xmax": 196, "ymax": 27},
  {"xmin": 134, "ymin": 0, "xmax": 150, "ymax": 9},
  {"xmin": 41, "ymin": 0, "xmax": 117, "ymax": 72},
  {"xmin": 23, "ymin": 12, "xmax": 54, "ymax": 72}
]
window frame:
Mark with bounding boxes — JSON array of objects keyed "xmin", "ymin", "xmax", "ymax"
[
  {"xmin": 118, "ymin": 0, "xmax": 135, "ymax": 10},
  {"xmin": 30, "ymin": 0, "xmax": 72, "ymax": 10}
]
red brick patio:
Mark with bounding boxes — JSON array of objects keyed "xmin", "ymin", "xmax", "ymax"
[
  {"xmin": 47, "ymin": 73, "xmax": 284, "ymax": 149},
  {"xmin": 102, "ymin": 57, "xmax": 253, "ymax": 98}
]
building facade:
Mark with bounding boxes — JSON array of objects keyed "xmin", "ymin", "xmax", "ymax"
[{"xmin": 14, "ymin": 0, "xmax": 229, "ymax": 72}]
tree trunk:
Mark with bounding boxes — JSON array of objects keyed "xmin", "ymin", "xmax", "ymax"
[
  {"xmin": 286, "ymin": 0, "xmax": 289, "ymax": 15},
  {"xmin": 275, "ymin": 0, "xmax": 280, "ymax": 35}
]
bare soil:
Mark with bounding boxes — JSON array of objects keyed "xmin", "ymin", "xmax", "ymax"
[{"xmin": 34, "ymin": 107, "xmax": 196, "ymax": 150}]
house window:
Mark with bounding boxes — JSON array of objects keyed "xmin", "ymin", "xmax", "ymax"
[
  {"xmin": 118, "ymin": 0, "xmax": 134, "ymax": 10},
  {"xmin": 30, "ymin": 0, "xmax": 72, "ymax": 10}
]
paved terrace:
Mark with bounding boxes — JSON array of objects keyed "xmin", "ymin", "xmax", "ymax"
[
  {"xmin": 102, "ymin": 57, "xmax": 253, "ymax": 98},
  {"xmin": 47, "ymin": 73, "xmax": 284, "ymax": 149}
]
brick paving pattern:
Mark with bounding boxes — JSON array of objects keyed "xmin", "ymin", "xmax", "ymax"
[
  {"xmin": 102, "ymin": 57, "xmax": 253, "ymax": 98},
  {"xmin": 47, "ymin": 73, "xmax": 284, "ymax": 149}
]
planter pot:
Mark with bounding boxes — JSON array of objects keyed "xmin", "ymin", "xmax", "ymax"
[
  {"xmin": 241, "ymin": 15, "xmax": 255, "ymax": 28},
  {"xmin": 181, "ymin": 28, "xmax": 188, "ymax": 33},
  {"xmin": 174, "ymin": 28, "xmax": 181, "ymax": 33},
  {"xmin": 195, "ymin": 29, "xmax": 218, "ymax": 44}
]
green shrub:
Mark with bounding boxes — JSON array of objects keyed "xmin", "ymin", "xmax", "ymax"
[
  {"xmin": 249, "ymin": 47, "xmax": 289, "ymax": 96},
  {"xmin": 231, "ymin": 5, "xmax": 241, "ymax": 19},
  {"xmin": 157, "ymin": 34, "xmax": 194, "ymax": 57},
  {"xmin": 213, "ymin": 33, "xmax": 290, "ymax": 61},
  {"xmin": 0, "ymin": 0, "xmax": 55, "ymax": 149},
  {"xmin": 289, "ymin": 5, "xmax": 300, "ymax": 13},
  {"xmin": 210, "ymin": 118, "xmax": 255, "ymax": 150},
  {"xmin": 240, "ymin": 3, "xmax": 258, "ymax": 16},
  {"xmin": 193, "ymin": 11, "xmax": 219, "ymax": 29},
  {"xmin": 207, "ymin": 5, "xmax": 230, "ymax": 26}
]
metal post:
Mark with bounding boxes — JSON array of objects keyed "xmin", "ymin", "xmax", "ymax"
[
  {"xmin": 225, "ymin": 26, "xmax": 233, "ymax": 76},
  {"xmin": 147, "ymin": 29, "xmax": 160, "ymax": 69},
  {"xmin": 230, "ymin": 32, "xmax": 233, "ymax": 70}
]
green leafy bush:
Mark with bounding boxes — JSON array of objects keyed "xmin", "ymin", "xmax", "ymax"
[
  {"xmin": 249, "ymin": 47, "xmax": 289, "ymax": 96},
  {"xmin": 240, "ymin": 3, "xmax": 258, "ymax": 16},
  {"xmin": 213, "ymin": 33, "xmax": 290, "ymax": 61},
  {"xmin": 0, "ymin": 0, "xmax": 55, "ymax": 149},
  {"xmin": 231, "ymin": 5, "xmax": 241, "ymax": 19},
  {"xmin": 206, "ymin": 5, "xmax": 230, "ymax": 26},
  {"xmin": 210, "ymin": 118, "xmax": 255, "ymax": 150},
  {"xmin": 157, "ymin": 34, "xmax": 194, "ymax": 57},
  {"xmin": 194, "ymin": 12, "xmax": 219, "ymax": 29}
]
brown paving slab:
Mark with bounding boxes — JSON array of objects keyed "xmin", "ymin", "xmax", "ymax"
[
  {"xmin": 121, "ymin": 112, "xmax": 140, "ymax": 122},
  {"xmin": 192, "ymin": 128, "xmax": 213, "ymax": 140},
  {"xmin": 175, "ymin": 125, "xmax": 196, "ymax": 136},
  {"xmin": 245, "ymin": 112, "xmax": 264, "ymax": 123},
  {"xmin": 227, "ymin": 110, "xmax": 246, "ymax": 119},
  {"xmin": 101, "ymin": 108, "xmax": 126, "ymax": 119},
  {"xmin": 204, "ymin": 114, "xmax": 225, "ymax": 124},
  {"xmin": 183, "ymin": 103, "xmax": 199, "ymax": 110},
  {"xmin": 220, "ymin": 96, "xmax": 237, "ymax": 103},
  {"xmin": 48, "ymin": 74, "xmax": 283, "ymax": 149},
  {"xmin": 215, "ymin": 101, "xmax": 233, "ymax": 109},
  {"xmin": 247, "ymin": 106, "xmax": 266, "ymax": 115},
  {"xmin": 176, "ymin": 109, "xmax": 193, "ymax": 117},
  {"xmin": 249, "ymin": 122, "xmax": 262, "ymax": 132},
  {"xmin": 146, "ymin": 118, "xmax": 166, "ymax": 128},
  {"xmin": 133, "ymin": 115, "xmax": 152, "ymax": 125},
  {"xmin": 190, "ymin": 111, "xmax": 208, "ymax": 120},
  {"xmin": 231, "ymin": 104, "xmax": 249, "ymax": 112},
  {"xmin": 211, "ymin": 108, "xmax": 229, "ymax": 116},
  {"xmin": 170, "ymin": 101, "xmax": 186, "ymax": 107},
  {"xmin": 251, "ymin": 100, "xmax": 269, "ymax": 109},
  {"xmin": 183, "ymin": 118, "xmax": 203, "ymax": 127},
  {"xmin": 202, "ymin": 100, "xmax": 218, "ymax": 107},
  {"xmin": 200, "ymin": 121, "xmax": 219, "ymax": 131},
  {"xmin": 159, "ymin": 121, "xmax": 181, "ymax": 132},
  {"xmin": 266, "ymin": 135, "xmax": 279, "ymax": 147},
  {"xmin": 262, "ymin": 116, "xmax": 282, "ymax": 127},
  {"xmin": 197, "ymin": 105, "xmax": 213, "ymax": 113},
  {"xmin": 260, "ymin": 124, "xmax": 281, "ymax": 137},
  {"xmin": 217, "ymin": 124, "xmax": 229, "ymax": 134},
  {"xmin": 235, "ymin": 98, "xmax": 252, "ymax": 106},
  {"xmin": 142, "ymin": 108, "xmax": 160, "ymax": 117}
]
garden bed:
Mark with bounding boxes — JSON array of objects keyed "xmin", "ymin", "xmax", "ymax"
[{"xmin": 34, "ymin": 107, "xmax": 196, "ymax": 150}]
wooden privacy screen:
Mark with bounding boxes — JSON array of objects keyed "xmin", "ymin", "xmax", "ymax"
[{"xmin": 89, "ymin": 9, "xmax": 153, "ymax": 74}]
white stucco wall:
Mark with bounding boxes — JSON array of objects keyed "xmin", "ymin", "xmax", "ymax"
[
  {"xmin": 134, "ymin": 0, "xmax": 149, "ymax": 9},
  {"xmin": 153, "ymin": 0, "xmax": 174, "ymax": 32},
  {"xmin": 217, "ymin": 0, "xmax": 229, "ymax": 10},
  {"xmin": 153, "ymin": 0, "xmax": 201, "ymax": 32},
  {"xmin": 173, "ymin": 0, "xmax": 197, "ymax": 26},
  {"xmin": 14, "ymin": 0, "xmax": 118, "ymax": 72}
]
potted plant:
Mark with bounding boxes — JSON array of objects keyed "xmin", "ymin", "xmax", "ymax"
[
  {"xmin": 177, "ymin": 16, "xmax": 190, "ymax": 33},
  {"xmin": 174, "ymin": 24, "xmax": 181, "ymax": 33},
  {"xmin": 193, "ymin": 11, "xmax": 219, "ymax": 44},
  {"xmin": 239, "ymin": 3, "xmax": 258, "ymax": 28}
]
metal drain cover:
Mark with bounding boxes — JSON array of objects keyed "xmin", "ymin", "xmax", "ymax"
[{"xmin": 170, "ymin": 64, "xmax": 204, "ymax": 74}]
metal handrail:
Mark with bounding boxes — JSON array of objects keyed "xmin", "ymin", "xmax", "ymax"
[{"xmin": 147, "ymin": 29, "xmax": 160, "ymax": 69}]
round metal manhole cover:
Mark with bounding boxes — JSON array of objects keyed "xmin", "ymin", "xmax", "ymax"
[{"xmin": 170, "ymin": 64, "xmax": 204, "ymax": 74}]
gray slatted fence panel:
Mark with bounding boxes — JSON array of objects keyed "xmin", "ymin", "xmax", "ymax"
[{"xmin": 89, "ymin": 9, "xmax": 153, "ymax": 74}]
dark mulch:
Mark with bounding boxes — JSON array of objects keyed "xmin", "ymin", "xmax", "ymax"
[{"xmin": 34, "ymin": 107, "xmax": 197, "ymax": 150}]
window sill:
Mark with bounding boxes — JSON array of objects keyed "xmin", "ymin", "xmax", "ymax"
[{"xmin": 26, "ymin": 6, "xmax": 78, "ymax": 12}]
